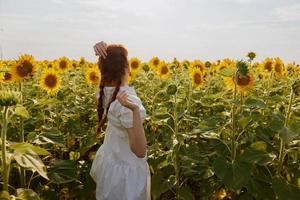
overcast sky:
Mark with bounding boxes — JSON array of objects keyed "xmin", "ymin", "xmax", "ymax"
[{"xmin": 0, "ymin": 0, "xmax": 299, "ymax": 63}]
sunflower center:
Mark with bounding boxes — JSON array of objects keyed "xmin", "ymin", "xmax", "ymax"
[
  {"xmin": 161, "ymin": 66, "xmax": 168, "ymax": 75},
  {"xmin": 89, "ymin": 72, "xmax": 99, "ymax": 82},
  {"xmin": 59, "ymin": 60, "xmax": 67, "ymax": 69},
  {"xmin": 131, "ymin": 61, "xmax": 139, "ymax": 69},
  {"xmin": 4, "ymin": 72, "xmax": 12, "ymax": 81},
  {"xmin": 264, "ymin": 62, "xmax": 272, "ymax": 72},
  {"xmin": 195, "ymin": 64, "xmax": 204, "ymax": 71},
  {"xmin": 153, "ymin": 59, "xmax": 159, "ymax": 66},
  {"xmin": 236, "ymin": 74, "xmax": 251, "ymax": 86},
  {"xmin": 45, "ymin": 74, "xmax": 58, "ymax": 88},
  {"xmin": 193, "ymin": 73, "xmax": 202, "ymax": 85},
  {"xmin": 17, "ymin": 61, "xmax": 33, "ymax": 77},
  {"xmin": 274, "ymin": 63, "xmax": 282, "ymax": 73}
]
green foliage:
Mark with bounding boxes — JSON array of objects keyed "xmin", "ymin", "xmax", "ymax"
[{"xmin": 1, "ymin": 57, "xmax": 300, "ymax": 200}]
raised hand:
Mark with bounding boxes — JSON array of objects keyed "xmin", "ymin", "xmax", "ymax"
[
  {"xmin": 116, "ymin": 91, "xmax": 139, "ymax": 111},
  {"xmin": 93, "ymin": 41, "xmax": 108, "ymax": 58}
]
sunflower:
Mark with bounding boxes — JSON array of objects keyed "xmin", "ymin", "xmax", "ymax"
[
  {"xmin": 273, "ymin": 57, "xmax": 285, "ymax": 77},
  {"xmin": 43, "ymin": 60, "xmax": 55, "ymax": 69},
  {"xmin": 129, "ymin": 57, "xmax": 142, "ymax": 77},
  {"xmin": 208, "ymin": 62, "xmax": 219, "ymax": 76},
  {"xmin": 224, "ymin": 73, "xmax": 254, "ymax": 93},
  {"xmin": 172, "ymin": 57, "xmax": 180, "ymax": 68},
  {"xmin": 0, "ymin": 60, "xmax": 4, "ymax": 69},
  {"xmin": 217, "ymin": 59, "xmax": 235, "ymax": 73},
  {"xmin": 189, "ymin": 68, "xmax": 204, "ymax": 90},
  {"xmin": 128, "ymin": 73, "xmax": 133, "ymax": 84},
  {"xmin": 79, "ymin": 57, "xmax": 86, "ymax": 66},
  {"xmin": 56, "ymin": 57, "xmax": 70, "ymax": 73},
  {"xmin": 190, "ymin": 60, "xmax": 205, "ymax": 72},
  {"xmin": 149, "ymin": 57, "xmax": 160, "ymax": 69},
  {"xmin": 181, "ymin": 60, "xmax": 190, "ymax": 68},
  {"xmin": 39, "ymin": 69, "xmax": 62, "ymax": 95},
  {"xmin": 2, "ymin": 72, "xmax": 14, "ymax": 83},
  {"xmin": 287, "ymin": 63, "xmax": 300, "ymax": 76},
  {"xmin": 85, "ymin": 66, "xmax": 101, "ymax": 85},
  {"xmin": 11, "ymin": 54, "xmax": 37, "ymax": 81},
  {"xmin": 260, "ymin": 58, "xmax": 273, "ymax": 75},
  {"xmin": 156, "ymin": 61, "xmax": 170, "ymax": 79},
  {"xmin": 71, "ymin": 60, "xmax": 78, "ymax": 68}
]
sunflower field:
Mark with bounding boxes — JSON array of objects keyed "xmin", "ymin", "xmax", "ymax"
[{"xmin": 0, "ymin": 53, "xmax": 300, "ymax": 200}]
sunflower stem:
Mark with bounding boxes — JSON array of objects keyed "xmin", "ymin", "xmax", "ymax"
[
  {"xmin": 1, "ymin": 106, "xmax": 9, "ymax": 192},
  {"xmin": 240, "ymin": 91, "xmax": 244, "ymax": 113},
  {"xmin": 231, "ymin": 70, "xmax": 238, "ymax": 162},
  {"xmin": 18, "ymin": 81, "xmax": 26, "ymax": 188},
  {"xmin": 263, "ymin": 71, "xmax": 274, "ymax": 116},
  {"xmin": 173, "ymin": 89, "xmax": 181, "ymax": 200},
  {"xmin": 277, "ymin": 88, "xmax": 294, "ymax": 175},
  {"xmin": 186, "ymin": 77, "xmax": 192, "ymax": 114}
]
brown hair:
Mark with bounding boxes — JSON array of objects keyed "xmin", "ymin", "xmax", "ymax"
[{"xmin": 96, "ymin": 44, "xmax": 129, "ymax": 134}]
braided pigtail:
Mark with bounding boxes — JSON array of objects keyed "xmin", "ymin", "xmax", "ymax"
[
  {"xmin": 98, "ymin": 79, "xmax": 122, "ymax": 130},
  {"xmin": 96, "ymin": 77, "xmax": 106, "ymax": 135},
  {"xmin": 95, "ymin": 44, "xmax": 128, "ymax": 136}
]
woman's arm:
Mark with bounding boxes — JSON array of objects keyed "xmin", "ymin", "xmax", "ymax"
[
  {"xmin": 116, "ymin": 92, "xmax": 147, "ymax": 158},
  {"xmin": 127, "ymin": 107, "xmax": 147, "ymax": 158}
]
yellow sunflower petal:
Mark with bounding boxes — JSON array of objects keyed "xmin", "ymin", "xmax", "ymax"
[
  {"xmin": 129, "ymin": 57, "xmax": 142, "ymax": 77},
  {"xmin": 11, "ymin": 54, "xmax": 37, "ymax": 81},
  {"xmin": 189, "ymin": 68, "xmax": 204, "ymax": 90},
  {"xmin": 39, "ymin": 69, "xmax": 62, "ymax": 95},
  {"xmin": 149, "ymin": 57, "xmax": 161, "ymax": 70},
  {"xmin": 85, "ymin": 66, "xmax": 101, "ymax": 85},
  {"xmin": 156, "ymin": 61, "xmax": 170, "ymax": 79}
]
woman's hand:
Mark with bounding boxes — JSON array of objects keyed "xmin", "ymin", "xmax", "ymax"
[
  {"xmin": 116, "ymin": 91, "xmax": 139, "ymax": 111},
  {"xmin": 93, "ymin": 41, "xmax": 107, "ymax": 58}
]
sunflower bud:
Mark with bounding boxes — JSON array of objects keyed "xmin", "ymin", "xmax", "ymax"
[
  {"xmin": 0, "ymin": 90, "xmax": 19, "ymax": 106},
  {"xmin": 166, "ymin": 84, "xmax": 177, "ymax": 95},
  {"xmin": 147, "ymin": 72, "xmax": 154, "ymax": 80},
  {"xmin": 247, "ymin": 52, "xmax": 256, "ymax": 61},
  {"xmin": 205, "ymin": 61, "xmax": 212, "ymax": 68},
  {"xmin": 143, "ymin": 64, "xmax": 150, "ymax": 72},
  {"xmin": 236, "ymin": 60, "xmax": 249, "ymax": 76}
]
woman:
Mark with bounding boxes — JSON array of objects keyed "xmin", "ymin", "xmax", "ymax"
[{"xmin": 90, "ymin": 41, "xmax": 151, "ymax": 200}]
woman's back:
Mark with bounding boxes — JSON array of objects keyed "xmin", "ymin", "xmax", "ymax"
[{"xmin": 90, "ymin": 86, "xmax": 151, "ymax": 200}]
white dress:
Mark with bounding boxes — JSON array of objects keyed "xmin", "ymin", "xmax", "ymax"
[{"xmin": 90, "ymin": 86, "xmax": 151, "ymax": 200}]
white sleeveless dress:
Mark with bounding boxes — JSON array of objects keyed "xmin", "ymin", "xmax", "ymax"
[{"xmin": 90, "ymin": 86, "xmax": 151, "ymax": 200}]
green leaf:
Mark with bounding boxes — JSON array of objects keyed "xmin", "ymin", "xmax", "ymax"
[
  {"xmin": 250, "ymin": 141, "xmax": 267, "ymax": 152},
  {"xmin": 246, "ymin": 178, "xmax": 275, "ymax": 200},
  {"xmin": 219, "ymin": 67, "xmax": 235, "ymax": 77},
  {"xmin": 244, "ymin": 97, "xmax": 267, "ymax": 109},
  {"xmin": 285, "ymin": 122, "xmax": 300, "ymax": 143},
  {"xmin": 151, "ymin": 172, "xmax": 170, "ymax": 199},
  {"xmin": 0, "ymin": 191, "xmax": 10, "ymax": 200},
  {"xmin": 10, "ymin": 142, "xmax": 49, "ymax": 155},
  {"xmin": 16, "ymin": 188, "xmax": 40, "ymax": 200},
  {"xmin": 272, "ymin": 177, "xmax": 300, "ymax": 200},
  {"xmin": 238, "ymin": 148, "xmax": 276, "ymax": 166},
  {"xmin": 33, "ymin": 127, "xmax": 64, "ymax": 146},
  {"xmin": 13, "ymin": 150, "xmax": 49, "ymax": 180},
  {"xmin": 239, "ymin": 117, "xmax": 251, "ymax": 129},
  {"xmin": 179, "ymin": 186, "xmax": 194, "ymax": 200},
  {"xmin": 48, "ymin": 160, "xmax": 78, "ymax": 184},
  {"xmin": 14, "ymin": 104, "xmax": 30, "ymax": 119},
  {"xmin": 269, "ymin": 114, "xmax": 284, "ymax": 131},
  {"xmin": 213, "ymin": 157, "xmax": 251, "ymax": 190}
]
